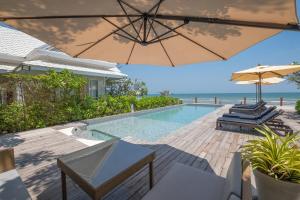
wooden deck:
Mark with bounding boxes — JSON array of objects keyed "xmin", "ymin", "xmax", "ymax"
[{"xmin": 0, "ymin": 105, "xmax": 297, "ymax": 200}]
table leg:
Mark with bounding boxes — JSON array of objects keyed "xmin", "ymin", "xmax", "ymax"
[
  {"xmin": 61, "ymin": 171, "xmax": 67, "ymax": 200},
  {"xmin": 149, "ymin": 161, "xmax": 154, "ymax": 189}
]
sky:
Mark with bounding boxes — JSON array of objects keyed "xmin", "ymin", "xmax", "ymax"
[{"xmin": 120, "ymin": 1, "xmax": 300, "ymax": 94}]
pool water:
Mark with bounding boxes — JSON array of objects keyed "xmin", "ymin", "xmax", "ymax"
[{"xmin": 87, "ymin": 104, "xmax": 219, "ymax": 142}]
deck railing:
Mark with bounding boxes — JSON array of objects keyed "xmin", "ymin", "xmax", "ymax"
[{"xmin": 183, "ymin": 97, "xmax": 296, "ymax": 106}]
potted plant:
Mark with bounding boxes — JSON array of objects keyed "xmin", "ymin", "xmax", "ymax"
[{"xmin": 241, "ymin": 125, "xmax": 300, "ymax": 200}]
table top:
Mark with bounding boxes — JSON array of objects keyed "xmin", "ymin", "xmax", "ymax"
[{"xmin": 57, "ymin": 139, "xmax": 155, "ymax": 189}]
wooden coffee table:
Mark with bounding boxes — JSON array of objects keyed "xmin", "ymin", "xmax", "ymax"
[{"xmin": 57, "ymin": 139, "xmax": 155, "ymax": 200}]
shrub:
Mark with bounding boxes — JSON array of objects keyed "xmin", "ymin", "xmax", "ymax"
[
  {"xmin": 0, "ymin": 95, "xmax": 181, "ymax": 133},
  {"xmin": 241, "ymin": 125, "xmax": 300, "ymax": 183},
  {"xmin": 0, "ymin": 70, "xmax": 181, "ymax": 133},
  {"xmin": 135, "ymin": 96, "xmax": 182, "ymax": 111}
]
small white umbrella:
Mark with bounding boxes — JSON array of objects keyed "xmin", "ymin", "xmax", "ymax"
[{"xmin": 235, "ymin": 77, "xmax": 285, "ymax": 102}]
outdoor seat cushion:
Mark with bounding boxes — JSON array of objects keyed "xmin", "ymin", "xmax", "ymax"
[
  {"xmin": 232, "ymin": 100, "xmax": 264, "ymax": 109},
  {"xmin": 218, "ymin": 116, "xmax": 259, "ymax": 125},
  {"xmin": 142, "ymin": 163, "xmax": 226, "ymax": 200},
  {"xmin": 223, "ymin": 106, "xmax": 276, "ymax": 120},
  {"xmin": 0, "ymin": 169, "xmax": 31, "ymax": 200}
]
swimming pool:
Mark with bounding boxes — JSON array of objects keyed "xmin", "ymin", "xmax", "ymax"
[{"xmin": 85, "ymin": 104, "xmax": 220, "ymax": 142}]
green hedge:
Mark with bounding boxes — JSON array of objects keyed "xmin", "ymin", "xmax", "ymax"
[
  {"xmin": 0, "ymin": 96, "xmax": 181, "ymax": 133},
  {"xmin": 135, "ymin": 96, "xmax": 182, "ymax": 111}
]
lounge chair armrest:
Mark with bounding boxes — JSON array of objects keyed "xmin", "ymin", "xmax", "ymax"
[{"xmin": 0, "ymin": 148, "xmax": 15, "ymax": 173}]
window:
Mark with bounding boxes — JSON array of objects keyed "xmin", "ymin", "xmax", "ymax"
[{"xmin": 89, "ymin": 80, "xmax": 98, "ymax": 98}]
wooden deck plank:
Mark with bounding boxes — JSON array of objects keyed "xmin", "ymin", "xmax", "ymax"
[{"xmin": 2, "ymin": 104, "xmax": 296, "ymax": 200}]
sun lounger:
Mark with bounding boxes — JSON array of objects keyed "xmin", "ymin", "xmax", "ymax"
[
  {"xmin": 0, "ymin": 148, "xmax": 31, "ymax": 200},
  {"xmin": 232, "ymin": 100, "xmax": 265, "ymax": 109},
  {"xmin": 229, "ymin": 101, "xmax": 266, "ymax": 114},
  {"xmin": 142, "ymin": 152, "xmax": 247, "ymax": 200},
  {"xmin": 216, "ymin": 110, "xmax": 293, "ymax": 135},
  {"xmin": 223, "ymin": 106, "xmax": 276, "ymax": 120}
]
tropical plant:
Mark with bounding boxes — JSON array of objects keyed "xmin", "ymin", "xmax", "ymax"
[{"xmin": 241, "ymin": 125, "xmax": 300, "ymax": 183}]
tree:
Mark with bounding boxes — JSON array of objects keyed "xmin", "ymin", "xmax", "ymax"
[
  {"xmin": 106, "ymin": 78, "xmax": 148, "ymax": 96},
  {"xmin": 160, "ymin": 90, "xmax": 170, "ymax": 96},
  {"xmin": 133, "ymin": 79, "xmax": 148, "ymax": 96},
  {"xmin": 288, "ymin": 61, "xmax": 300, "ymax": 88}
]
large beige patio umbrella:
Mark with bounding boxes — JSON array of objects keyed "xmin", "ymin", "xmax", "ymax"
[
  {"xmin": 0, "ymin": 0, "xmax": 299, "ymax": 66},
  {"xmin": 235, "ymin": 77, "xmax": 285, "ymax": 102},
  {"xmin": 232, "ymin": 65, "xmax": 300, "ymax": 101}
]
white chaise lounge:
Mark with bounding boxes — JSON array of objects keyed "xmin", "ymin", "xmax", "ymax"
[{"xmin": 142, "ymin": 152, "xmax": 247, "ymax": 200}]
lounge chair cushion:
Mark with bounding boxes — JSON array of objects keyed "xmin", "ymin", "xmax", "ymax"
[
  {"xmin": 218, "ymin": 116, "xmax": 259, "ymax": 125},
  {"xmin": 257, "ymin": 111, "xmax": 279, "ymax": 124},
  {"xmin": 232, "ymin": 100, "xmax": 264, "ymax": 109},
  {"xmin": 0, "ymin": 169, "xmax": 31, "ymax": 200},
  {"xmin": 223, "ymin": 106, "xmax": 276, "ymax": 120},
  {"xmin": 142, "ymin": 163, "xmax": 226, "ymax": 200},
  {"xmin": 223, "ymin": 112, "xmax": 259, "ymax": 120}
]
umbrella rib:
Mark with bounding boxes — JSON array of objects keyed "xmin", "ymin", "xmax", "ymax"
[
  {"xmin": 1, "ymin": 14, "xmax": 140, "ymax": 20},
  {"xmin": 148, "ymin": 0, "xmax": 165, "ymax": 14},
  {"xmin": 159, "ymin": 41, "xmax": 175, "ymax": 66},
  {"xmin": 126, "ymin": 19, "xmax": 144, "ymax": 64},
  {"xmin": 118, "ymin": 0, "xmax": 143, "ymax": 14},
  {"xmin": 146, "ymin": 2, "xmax": 162, "ymax": 41},
  {"xmin": 150, "ymin": 21, "xmax": 175, "ymax": 66},
  {"xmin": 114, "ymin": 32, "xmax": 140, "ymax": 43},
  {"xmin": 102, "ymin": 17, "xmax": 140, "ymax": 42},
  {"xmin": 126, "ymin": 41, "xmax": 137, "ymax": 65},
  {"xmin": 74, "ymin": 17, "xmax": 142, "ymax": 57},
  {"xmin": 150, "ymin": 14, "xmax": 300, "ymax": 31},
  {"xmin": 147, "ymin": 22, "xmax": 186, "ymax": 43},
  {"xmin": 269, "ymin": 71, "xmax": 284, "ymax": 77},
  {"xmin": 152, "ymin": 19, "xmax": 226, "ymax": 60},
  {"xmin": 117, "ymin": 0, "xmax": 143, "ymax": 41},
  {"xmin": 148, "ymin": 34, "xmax": 179, "ymax": 44},
  {"xmin": 231, "ymin": 72, "xmax": 258, "ymax": 81}
]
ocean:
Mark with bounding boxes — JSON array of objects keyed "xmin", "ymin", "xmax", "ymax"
[{"xmin": 150, "ymin": 92, "xmax": 300, "ymax": 105}]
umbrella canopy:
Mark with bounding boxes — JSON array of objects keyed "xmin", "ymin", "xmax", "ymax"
[
  {"xmin": 235, "ymin": 77, "xmax": 285, "ymax": 85},
  {"xmin": 231, "ymin": 65, "xmax": 300, "ymax": 81},
  {"xmin": 232, "ymin": 65, "xmax": 300, "ymax": 101},
  {"xmin": 0, "ymin": 0, "xmax": 299, "ymax": 66}
]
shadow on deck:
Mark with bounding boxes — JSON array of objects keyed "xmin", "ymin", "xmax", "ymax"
[{"xmin": 20, "ymin": 143, "xmax": 216, "ymax": 200}]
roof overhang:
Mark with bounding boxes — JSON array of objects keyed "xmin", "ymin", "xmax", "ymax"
[
  {"xmin": 22, "ymin": 60, "xmax": 126, "ymax": 78},
  {"xmin": 27, "ymin": 48, "xmax": 118, "ymax": 70}
]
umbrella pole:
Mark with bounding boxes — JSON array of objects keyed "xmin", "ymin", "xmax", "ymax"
[
  {"xmin": 255, "ymin": 83, "xmax": 258, "ymax": 103},
  {"xmin": 259, "ymin": 73, "xmax": 262, "ymax": 101}
]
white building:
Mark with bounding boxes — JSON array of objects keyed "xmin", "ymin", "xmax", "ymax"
[{"xmin": 0, "ymin": 23, "xmax": 126, "ymax": 102}]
